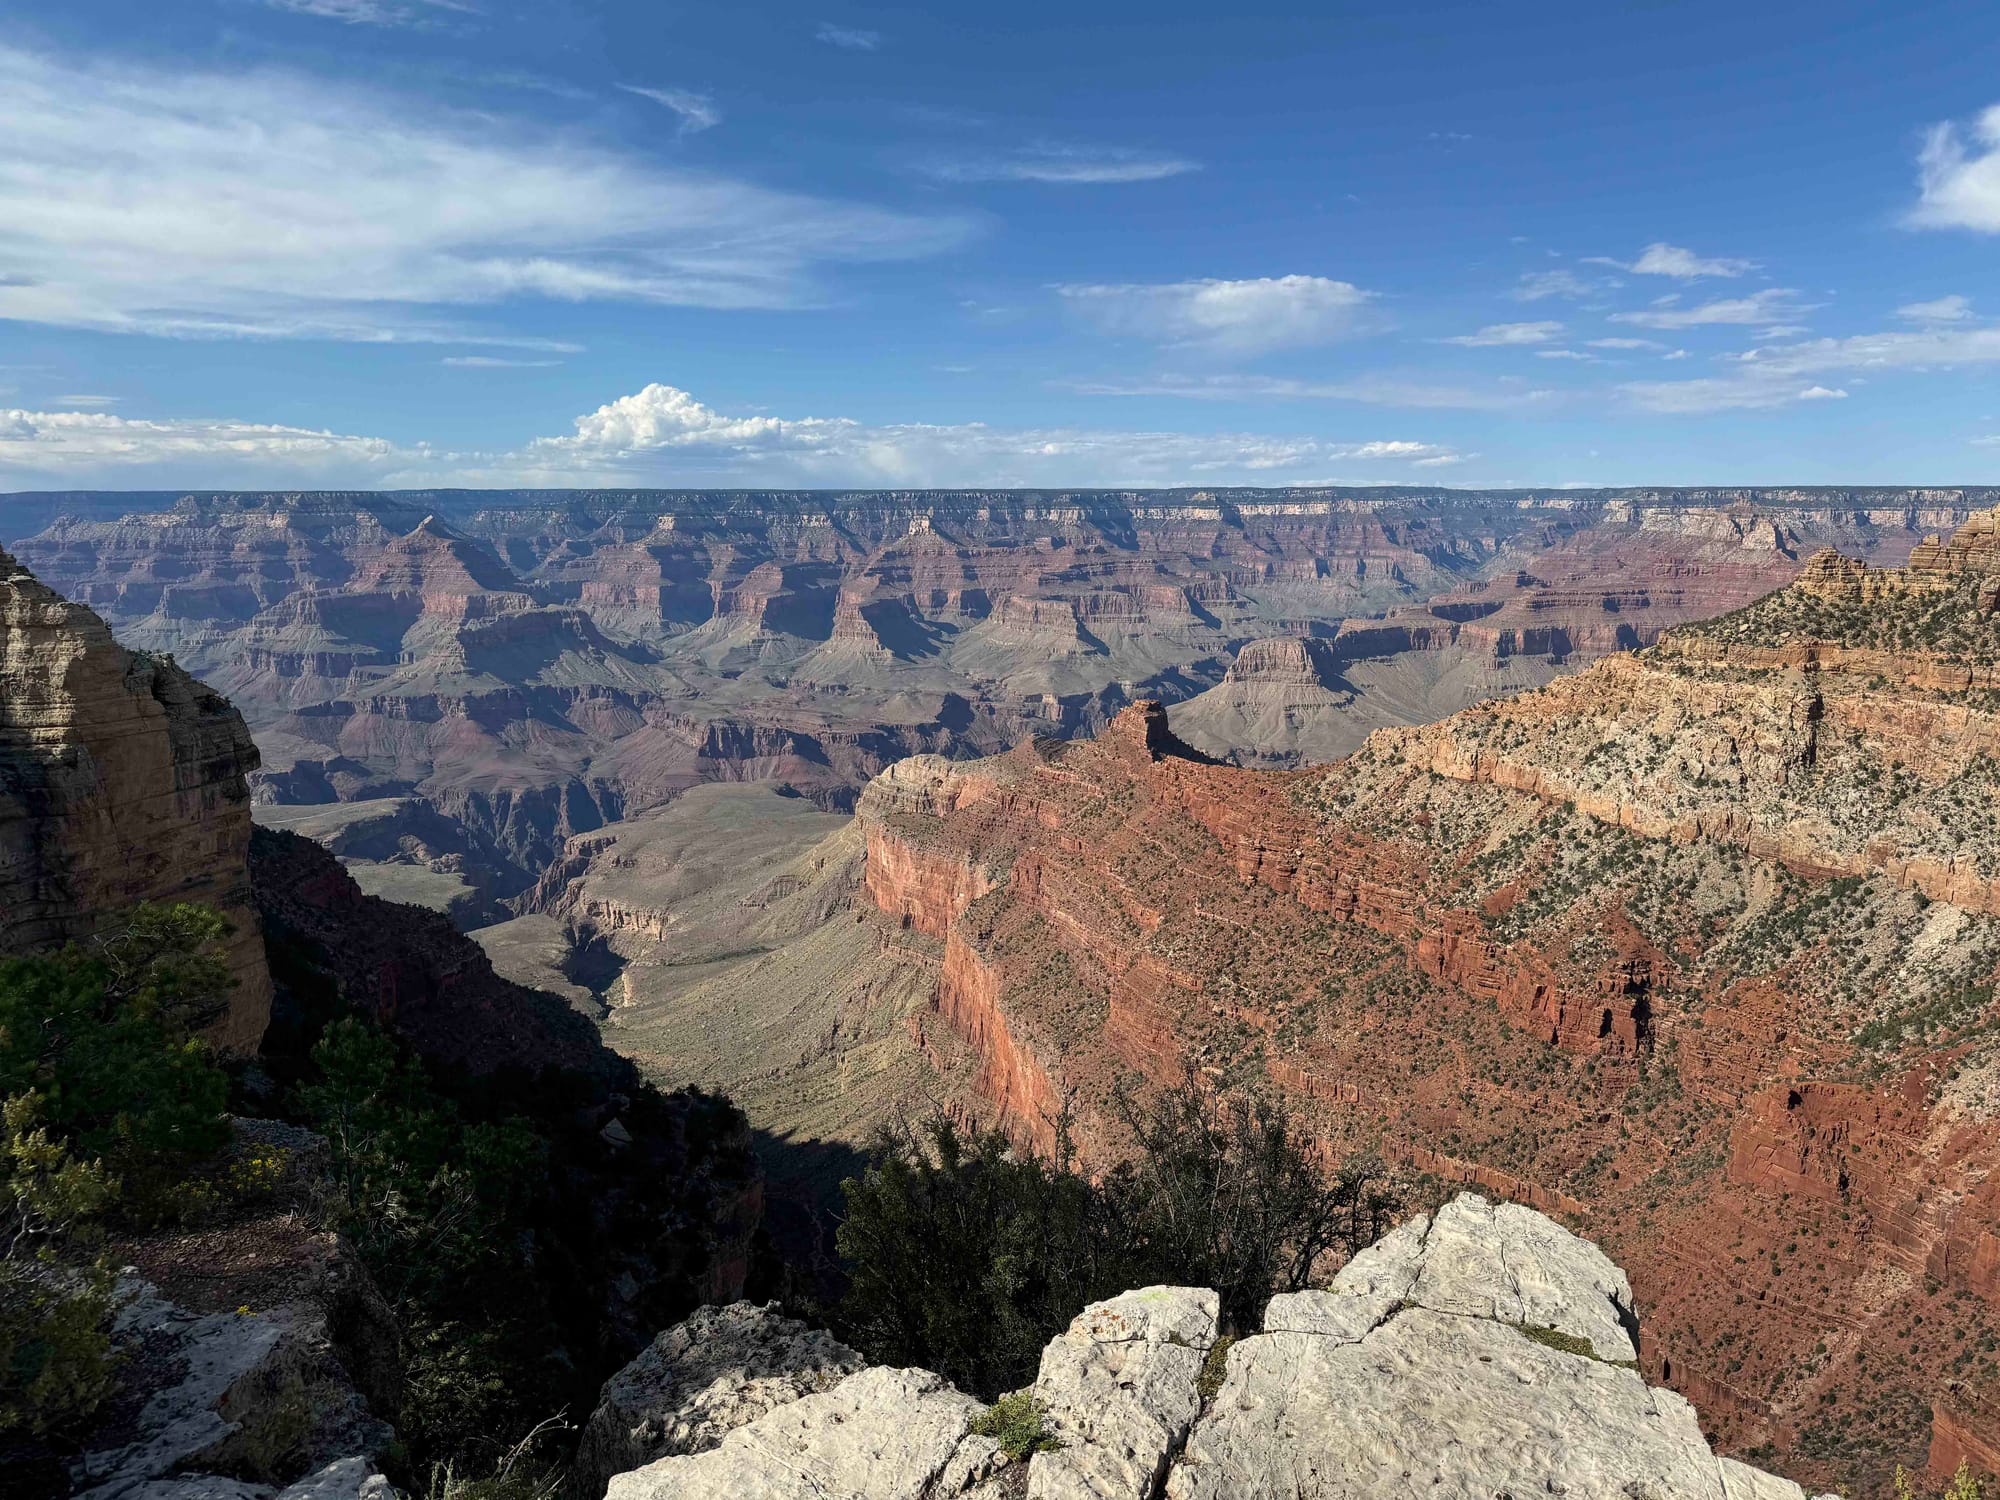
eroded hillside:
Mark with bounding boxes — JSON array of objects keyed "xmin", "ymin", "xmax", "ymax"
[
  {"xmin": 13, "ymin": 488, "xmax": 1983, "ymax": 910},
  {"xmin": 838, "ymin": 510, "xmax": 2000, "ymax": 1493}
]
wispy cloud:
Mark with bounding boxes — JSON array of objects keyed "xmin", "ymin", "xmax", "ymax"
[
  {"xmin": 0, "ymin": 383, "xmax": 1475, "ymax": 488},
  {"xmin": 1586, "ymin": 336, "xmax": 1666, "ymax": 351},
  {"xmin": 1056, "ymin": 276, "xmax": 1377, "ymax": 356},
  {"xmin": 0, "ymin": 405, "xmax": 407, "ymax": 482},
  {"xmin": 1064, "ymin": 372, "xmax": 1556, "ymax": 412},
  {"xmin": 53, "ymin": 394, "xmax": 120, "ymax": 407},
  {"xmin": 617, "ymin": 84, "xmax": 721, "ymax": 135},
  {"xmin": 816, "ymin": 23, "xmax": 881, "ymax": 50},
  {"xmin": 1510, "ymin": 268, "xmax": 1613, "ymax": 302},
  {"xmin": 256, "ymin": 0, "xmax": 475, "ymax": 28},
  {"xmin": 1619, "ymin": 322, "xmax": 2000, "ymax": 412},
  {"xmin": 441, "ymin": 356, "xmax": 564, "ymax": 368},
  {"xmin": 0, "ymin": 45, "xmax": 969, "ymax": 344},
  {"xmin": 1586, "ymin": 242, "xmax": 1756, "ymax": 278},
  {"xmin": 917, "ymin": 143, "xmax": 1197, "ymax": 185},
  {"xmin": 1609, "ymin": 289, "xmax": 1808, "ymax": 329},
  {"xmin": 1898, "ymin": 294, "xmax": 1973, "ymax": 323},
  {"xmin": 1440, "ymin": 320, "xmax": 1563, "ymax": 347},
  {"xmin": 1910, "ymin": 104, "xmax": 2000, "ymax": 232}
]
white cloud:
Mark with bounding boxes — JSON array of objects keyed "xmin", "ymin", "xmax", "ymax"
[
  {"xmin": 0, "ymin": 384, "xmax": 1473, "ymax": 488},
  {"xmin": 1063, "ymin": 372, "xmax": 1555, "ymax": 412},
  {"xmin": 0, "ymin": 406, "xmax": 409, "ymax": 484},
  {"xmin": 1534, "ymin": 349, "xmax": 1593, "ymax": 360},
  {"xmin": 1510, "ymin": 269, "xmax": 1607, "ymax": 302},
  {"xmin": 441, "ymin": 356, "xmax": 564, "ymax": 368},
  {"xmin": 816, "ymin": 23, "xmax": 881, "ymax": 50},
  {"xmin": 1910, "ymin": 105, "xmax": 2000, "ymax": 232},
  {"xmin": 54, "ymin": 394, "xmax": 120, "ymax": 407},
  {"xmin": 617, "ymin": 84, "xmax": 722, "ymax": 134},
  {"xmin": 1057, "ymin": 276, "xmax": 1377, "ymax": 356},
  {"xmin": 1587, "ymin": 242, "xmax": 1756, "ymax": 278},
  {"xmin": 918, "ymin": 144, "xmax": 1197, "ymax": 185},
  {"xmin": 1586, "ymin": 337, "xmax": 1665, "ymax": 351},
  {"xmin": 1898, "ymin": 294, "xmax": 1974, "ymax": 323},
  {"xmin": 1441, "ymin": 320, "xmax": 1563, "ymax": 347},
  {"xmin": 510, "ymin": 383, "xmax": 1468, "ymax": 485},
  {"xmin": 257, "ymin": 0, "xmax": 473, "ymax": 26},
  {"xmin": 0, "ymin": 45, "xmax": 968, "ymax": 343},
  {"xmin": 1609, "ymin": 289, "xmax": 1807, "ymax": 329},
  {"xmin": 1617, "ymin": 323, "xmax": 2000, "ymax": 412}
]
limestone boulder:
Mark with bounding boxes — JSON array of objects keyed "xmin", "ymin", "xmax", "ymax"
[
  {"xmin": 603, "ymin": 1366, "xmax": 988, "ymax": 1500},
  {"xmin": 574, "ymin": 1301, "xmax": 867, "ymax": 1498},
  {"xmin": 1026, "ymin": 1286, "xmax": 1217, "ymax": 1500}
]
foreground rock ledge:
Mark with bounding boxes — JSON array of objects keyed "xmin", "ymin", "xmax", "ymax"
[{"xmin": 598, "ymin": 1193, "xmax": 1830, "ymax": 1500}]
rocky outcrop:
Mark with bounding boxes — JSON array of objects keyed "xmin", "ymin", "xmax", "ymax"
[
  {"xmin": 64, "ymin": 1253, "xmax": 393, "ymax": 1500},
  {"xmin": 0, "ymin": 546, "xmax": 269, "ymax": 1051},
  {"xmin": 598, "ymin": 1195, "xmax": 1824, "ymax": 1500},
  {"xmin": 574, "ymin": 1303, "xmax": 866, "ymax": 1499}
]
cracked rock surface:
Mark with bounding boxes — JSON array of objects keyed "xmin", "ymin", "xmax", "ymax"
[
  {"xmin": 598, "ymin": 1194, "xmax": 1827, "ymax": 1500},
  {"xmin": 574, "ymin": 1301, "xmax": 867, "ymax": 1499},
  {"xmin": 1026, "ymin": 1286, "xmax": 1217, "ymax": 1500}
]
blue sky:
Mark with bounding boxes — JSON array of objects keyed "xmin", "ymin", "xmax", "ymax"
[{"xmin": 2, "ymin": 0, "xmax": 1999, "ymax": 490}]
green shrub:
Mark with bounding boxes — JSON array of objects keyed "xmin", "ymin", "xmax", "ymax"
[
  {"xmin": 834, "ymin": 1075, "xmax": 1399, "ymax": 1399},
  {"xmin": 970, "ymin": 1389, "xmax": 1061, "ymax": 1461}
]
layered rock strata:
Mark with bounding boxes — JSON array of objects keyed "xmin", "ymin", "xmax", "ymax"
[
  {"xmin": 15, "ymin": 490, "xmax": 1977, "ymax": 899},
  {"xmin": 0, "ymin": 546, "xmax": 270, "ymax": 1050},
  {"xmin": 847, "ymin": 511, "xmax": 2000, "ymax": 1491}
]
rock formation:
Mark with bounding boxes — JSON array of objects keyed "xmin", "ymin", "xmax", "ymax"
[
  {"xmin": 573, "ymin": 1302, "xmax": 866, "ymax": 1499},
  {"xmin": 13, "ymin": 489, "xmax": 1979, "ymax": 905},
  {"xmin": 829, "ymin": 511, "xmax": 2000, "ymax": 1492},
  {"xmin": 0, "ymin": 546, "xmax": 270, "ymax": 1051},
  {"xmin": 594, "ymin": 1194, "xmax": 1827, "ymax": 1500}
]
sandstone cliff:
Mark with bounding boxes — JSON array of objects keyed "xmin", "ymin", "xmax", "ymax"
[
  {"xmin": 843, "ymin": 511, "xmax": 2000, "ymax": 1492},
  {"xmin": 0, "ymin": 545, "xmax": 270, "ymax": 1051},
  {"xmin": 591, "ymin": 1194, "xmax": 1828, "ymax": 1500}
]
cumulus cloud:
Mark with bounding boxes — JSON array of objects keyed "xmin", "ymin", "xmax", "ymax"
[
  {"xmin": 1056, "ymin": 276, "xmax": 1376, "ymax": 356},
  {"xmin": 1609, "ymin": 289, "xmax": 1807, "ymax": 329},
  {"xmin": 617, "ymin": 84, "xmax": 721, "ymax": 134},
  {"xmin": 1898, "ymin": 294, "xmax": 1973, "ymax": 323},
  {"xmin": 816, "ymin": 23, "xmax": 881, "ymax": 50},
  {"xmin": 918, "ymin": 144, "xmax": 1197, "ymax": 185},
  {"xmin": 1910, "ymin": 105, "xmax": 2000, "ymax": 232},
  {"xmin": 0, "ymin": 45, "xmax": 968, "ymax": 343},
  {"xmin": 0, "ymin": 384, "xmax": 1474, "ymax": 488},
  {"xmin": 1440, "ymin": 320, "xmax": 1563, "ymax": 347},
  {"xmin": 1587, "ymin": 242, "xmax": 1756, "ymax": 278},
  {"xmin": 510, "ymin": 383, "xmax": 1469, "ymax": 485}
]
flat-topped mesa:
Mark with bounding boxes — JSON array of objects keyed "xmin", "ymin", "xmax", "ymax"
[
  {"xmin": 0, "ymin": 547, "xmax": 271, "ymax": 1051},
  {"xmin": 1221, "ymin": 636, "xmax": 1345, "ymax": 689}
]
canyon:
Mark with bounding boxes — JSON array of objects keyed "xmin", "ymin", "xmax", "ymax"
[
  {"xmin": 10, "ymin": 488, "xmax": 1989, "ymax": 916},
  {"xmin": 560, "ymin": 509, "xmax": 2000, "ymax": 1495}
]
